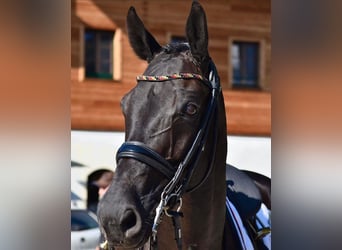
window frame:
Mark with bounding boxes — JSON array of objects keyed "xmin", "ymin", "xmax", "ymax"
[
  {"xmin": 166, "ymin": 32, "xmax": 188, "ymax": 44},
  {"xmin": 169, "ymin": 35, "xmax": 188, "ymax": 44},
  {"xmin": 78, "ymin": 25, "xmax": 122, "ymax": 82},
  {"xmin": 228, "ymin": 37, "xmax": 266, "ymax": 90}
]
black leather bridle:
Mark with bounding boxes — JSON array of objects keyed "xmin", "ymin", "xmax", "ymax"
[{"xmin": 115, "ymin": 61, "xmax": 221, "ymax": 250}]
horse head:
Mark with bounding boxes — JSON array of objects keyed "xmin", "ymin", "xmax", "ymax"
[{"xmin": 97, "ymin": 2, "xmax": 227, "ymax": 249}]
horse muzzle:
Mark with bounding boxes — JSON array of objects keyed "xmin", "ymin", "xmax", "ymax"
[
  {"xmin": 97, "ymin": 182, "xmax": 154, "ymax": 249},
  {"xmin": 98, "ymin": 201, "xmax": 145, "ymax": 248}
]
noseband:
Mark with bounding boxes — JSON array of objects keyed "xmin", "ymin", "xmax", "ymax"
[{"xmin": 115, "ymin": 61, "xmax": 221, "ymax": 250}]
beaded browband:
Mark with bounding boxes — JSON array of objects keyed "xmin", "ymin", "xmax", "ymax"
[{"xmin": 136, "ymin": 73, "xmax": 205, "ymax": 82}]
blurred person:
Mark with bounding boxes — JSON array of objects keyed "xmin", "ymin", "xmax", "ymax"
[
  {"xmin": 87, "ymin": 169, "xmax": 114, "ymax": 214},
  {"xmin": 87, "ymin": 169, "xmax": 114, "ymax": 250}
]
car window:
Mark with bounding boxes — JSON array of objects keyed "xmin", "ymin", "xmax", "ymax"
[
  {"xmin": 71, "ymin": 160, "xmax": 85, "ymax": 167},
  {"xmin": 71, "ymin": 210, "xmax": 98, "ymax": 231},
  {"xmin": 71, "ymin": 191, "xmax": 81, "ymax": 201}
]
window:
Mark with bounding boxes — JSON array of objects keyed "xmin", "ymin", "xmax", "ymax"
[
  {"xmin": 71, "ymin": 210, "xmax": 98, "ymax": 231},
  {"xmin": 84, "ymin": 29, "xmax": 114, "ymax": 79},
  {"xmin": 231, "ymin": 41, "xmax": 260, "ymax": 88},
  {"xmin": 170, "ymin": 35, "xmax": 187, "ymax": 44}
]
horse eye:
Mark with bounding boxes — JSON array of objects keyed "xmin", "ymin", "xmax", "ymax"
[{"xmin": 184, "ymin": 103, "xmax": 198, "ymax": 116}]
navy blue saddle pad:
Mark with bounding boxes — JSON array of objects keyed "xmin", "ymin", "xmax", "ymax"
[{"xmin": 226, "ymin": 164, "xmax": 262, "ymax": 220}]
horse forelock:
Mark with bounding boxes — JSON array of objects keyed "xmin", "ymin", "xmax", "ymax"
[{"xmin": 145, "ymin": 43, "xmax": 204, "ymax": 77}]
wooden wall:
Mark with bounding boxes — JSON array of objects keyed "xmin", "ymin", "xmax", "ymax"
[{"xmin": 71, "ymin": 0, "xmax": 271, "ymax": 136}]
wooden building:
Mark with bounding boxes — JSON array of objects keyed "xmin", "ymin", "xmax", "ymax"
[{"xmin": 71, "ymin": 0, "xmax": 271, "ymax": 136}]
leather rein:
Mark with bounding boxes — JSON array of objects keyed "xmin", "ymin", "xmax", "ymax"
[{"xmin": 115, "ymin": 62, "xmax": 221, "ymax": 250}]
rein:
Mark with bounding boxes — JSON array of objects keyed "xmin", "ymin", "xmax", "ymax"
[{"xmin": 115, "ymin": 62, "xmax": 221, "ymax": 250}]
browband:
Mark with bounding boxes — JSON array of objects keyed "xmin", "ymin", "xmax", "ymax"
[{"xmin": 136, "ymin": 73, "xmax": 212, "ymax": 89}]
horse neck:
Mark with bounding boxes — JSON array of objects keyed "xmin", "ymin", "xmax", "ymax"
[{"xmin": 157, "ymin": 93, "xmax": 228, "ymax": 249}]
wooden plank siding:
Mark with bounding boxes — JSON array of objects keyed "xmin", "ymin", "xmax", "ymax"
[{"xmin": 71, "ymin": 0, "xmax": 271, "ymax": 136}]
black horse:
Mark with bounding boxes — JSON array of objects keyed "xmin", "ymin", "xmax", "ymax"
[{"xmin": 98, "ymin": 2, "xmax": 271, "ymax": 249}]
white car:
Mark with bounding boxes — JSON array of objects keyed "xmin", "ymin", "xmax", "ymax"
[{"xmin": 71, "ymin": 202, "xmax": 101, "ymax": 250}]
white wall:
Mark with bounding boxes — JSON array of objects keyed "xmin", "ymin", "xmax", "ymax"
[{"xmin": 71, "ymin": 130, "xmax": 271, "ymax": 177}]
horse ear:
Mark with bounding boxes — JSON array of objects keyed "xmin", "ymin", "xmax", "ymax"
[
  {"xmin": 126, "ymin": 7, "xmax": 161, "ymax": 62},
  {"xmin": 186, "ymin": 1, "xmax": 209, "ymax": 65}
]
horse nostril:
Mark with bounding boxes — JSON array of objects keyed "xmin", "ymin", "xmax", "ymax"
[{"xmin": 120, "ymin": 209, "xmax": 139, "ymax": 234}]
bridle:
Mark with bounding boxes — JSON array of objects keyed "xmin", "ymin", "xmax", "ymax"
[{"xmin": 115, "ymin": 61, "xmax": 221, "ymax": 250}]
